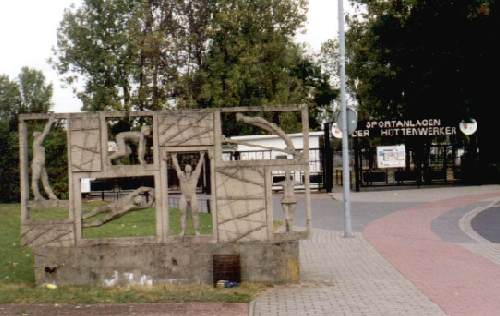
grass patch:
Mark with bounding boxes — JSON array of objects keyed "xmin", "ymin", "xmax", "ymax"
[
  {"xmin": 0, "ymin": 204, "xmax": 34, "ymax": 285},
  {"xmin": 168, "ymin": 207, "xmax": 213, "ymax": 236},
  {"xmin": 1, "ymin": 203, "xmax": 265, "ymax": 304},
  {"xmin": 0, "ymin": 282, "xmax": 267, "ymax": 304},
  {"xmin": 82, "ymin": 205, "xmax": 156, "ymax": 239},
  {"xmin": 82, "ymin": 203, "xmax": 213, "ymax": 238},
  {"xmin": 29, "ymin": 206, "xmax": 69, "ymax": 220},
  {"xmin": 29, "ymin": 200, "xmax": 106, "ymax": 221}
]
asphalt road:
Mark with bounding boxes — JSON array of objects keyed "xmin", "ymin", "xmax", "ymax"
[{"xmin": 471, "ymin": 204, "xmax": 500, "ymax": 242}]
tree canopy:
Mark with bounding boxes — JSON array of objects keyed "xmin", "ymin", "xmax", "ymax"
[
  {"xmin": 347, "ymin": 0, "xmax": 497, "ymax": 123},
  {"xmin": 52, "ymin": 0, "xmax": 337, "ymax": 126},
  {"xmin": 345, "ymin": 0, "xmax": 498, "ymax": 175},
  {"xmin": 0, "ymin": 67, "xmax": 53, "ymax": 129}
]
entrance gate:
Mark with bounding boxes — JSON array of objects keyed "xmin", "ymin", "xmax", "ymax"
[
  {"xmin": 341, "ymin": 118, "xmax": 477, "ymax": 191},
  {"xmin": 353, "ymin": 143, "xmax": 467, "ymax": 189}
]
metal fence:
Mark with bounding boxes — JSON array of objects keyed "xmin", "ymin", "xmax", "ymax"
[
  {"xmin": 223, "ymin": 148, "xmax": 324, "ymax": 191},
  {"xmin": 353, "ymin": 144, "xmax": 465, "ymax": 188}
]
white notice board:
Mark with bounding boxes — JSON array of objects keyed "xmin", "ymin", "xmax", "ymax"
[{"xmin": 376, "ymin": 145, "xmax": 406, "ymax": 169}]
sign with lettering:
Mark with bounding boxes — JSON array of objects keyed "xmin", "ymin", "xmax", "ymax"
[
  {"xmin": 377, "ymin": 145, "xmax": 406, "ymax": 169},
  {"xmin": 352, "ymin": 119, "xmax": 457, "ymax": 137}
]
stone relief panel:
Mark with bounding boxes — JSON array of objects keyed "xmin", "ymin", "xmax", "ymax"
[
  {"xmin": 21, "ymin": 221, "xmax": 74, "ymax": 247},
  {"xmin": 215, "ymin": 167, "xmax": 268, "ymax": 242},
  {"xmin": 70, "ymin": 114, "xmax": 101, "ymax": 172},
  {"xmin": 158, "ymin": 112, "xmax": 214, "ymax": 147}
]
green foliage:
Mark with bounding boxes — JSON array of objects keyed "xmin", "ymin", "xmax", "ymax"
[
  {"xmin": 44, "ymin": 125, "xmax": 69, "ymax": 199},
  {"xmin": 82, "ymin": 206, "xmax": 213, "ymax": 238},
  {"xmin": 53, "ymin": 0, "xmax": 143, "ymax": 111},
  {"xmin": 346, "ymin": 0, "xmax": 498, "ymax": 168},
  {"xmin": 195, "ymin": 0, "xmax": 308, "ymax": 108},
  {"xmin": 0, "ymin": 123, "xmax": 20, "ymax": 202},
  {"xmin": 0, "ymin": 68, "xmax": 52, "ymax": 127},
  {"xmin": 0, "ymin": 75, "xmax": 21, "ymax": 128},
  {"xmin": 168, "ymin": 207, "xmax": 213, "ymax": 236},
  {"xmin": 81, "ymin": 205, "xmax": 156, "ymax": 238},
  {"xmin": 347, "ymin": 0, "xmax": 497, "ymax": 121},
  {"xmin": 0, "ymin": 204, "xmax": 34, "ymax": 284},
  {"xmin": 18, "ymin": 67, "xmax": 53, "ymax": 114},
  {"xmin": 0, "ymin": 282, "xmax": 264, "ymax": 304},
  {"xmin": 53, "ymin": 0, "xmax": 335, "ymax": 128}
]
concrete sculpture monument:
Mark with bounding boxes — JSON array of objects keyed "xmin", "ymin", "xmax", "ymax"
[
  {"xmin": 18, "ymin": 106, "xmax": 311, "ymax": 287},
  {"xmin": 31, "ymin": 116, "xmax": 58, "ymax": 201},
  {"xmin": 171, "ymin": 152, "xmax": 205, "ymax": 236}
]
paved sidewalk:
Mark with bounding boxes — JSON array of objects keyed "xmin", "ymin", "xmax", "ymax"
[
  {"xmin": 255, "ymin": 185, "xmax": 500, "ymax": 316},
  {"xmin": 253, "ymin": 229, "xmax": 444, "ymax": 316},
  {"xmin": 364, "ymin": 192, "xmax": 500, "ymax": 316}
]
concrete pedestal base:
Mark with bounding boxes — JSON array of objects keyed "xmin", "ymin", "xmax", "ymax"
[{"xmin": 34, "ymin": 240, "xmax": 299, "ymax": 286}]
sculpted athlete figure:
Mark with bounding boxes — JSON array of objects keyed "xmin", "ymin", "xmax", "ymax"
[
  {"xmin": 32, "ymin": 116, "xmax": 58, "ymax": 201},
  {"xmin": 82, "ymin": 186, "xmax": 154, "ymax": 227},
  {"xmin": 171, "ymin": 152, "xmax": 205, "ymax": 236},
  {"xmin": 108, "ymin": 125, "xmax": 151, "ymax": 165},
  {"xmin": 279, "ymin": 171, "xmax": 297, "ymax": 232}
]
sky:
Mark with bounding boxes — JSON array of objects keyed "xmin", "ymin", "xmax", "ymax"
[{"xmin": 0, "ymin": 0, "xmax": 345, "ymax": 113}]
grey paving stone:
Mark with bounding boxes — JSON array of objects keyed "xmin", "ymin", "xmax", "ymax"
[{"xmin": 253, "ymin": 229, "xmax": 444, "ymax": 316}]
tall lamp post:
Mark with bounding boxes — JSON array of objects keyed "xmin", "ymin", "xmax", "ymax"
[{"xmin": 337, "ymin": 0, "xmax": 353, "ymax": 237}]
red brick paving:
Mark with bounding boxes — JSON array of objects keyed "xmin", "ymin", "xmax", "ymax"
[
  {"xmin": 364, "ymin": 192, "xmax": 500, "ymax": 316},
  {"xmin": 0, "ymin": 303, "xmax": 248, "ymax": 316}
]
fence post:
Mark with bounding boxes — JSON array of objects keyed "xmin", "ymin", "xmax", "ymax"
[
  {"xmin": 323, "ymin": 122, "xmax": 333, "ymax": 192},
  {"xmin": 354, "ymin": 137, "xmax": 360, "ymax": 192}
]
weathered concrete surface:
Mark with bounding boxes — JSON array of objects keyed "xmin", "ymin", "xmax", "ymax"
[
  {"xmin": 34, "ymin": 241, "xmax": 299, "ymax": 286},
  {"xmin": 0, "ymin": 303, "xmax": 248, "ymax": 316},
  {"xmin": 215, "ymin": 166, "xmax": 268, "ymax": 242},
  {"xmin": 19, "ymin": 108, "xmax": 310, "ymax": 287},
  {"xmin": 158, "ymin": 111, "xmax": 214, "ymax": 147},
  {"xmin": 21, "ymin": 220, "xmax": 74, "ymax": 248}
]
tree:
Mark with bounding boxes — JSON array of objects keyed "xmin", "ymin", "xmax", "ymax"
[
  {"xmin": 196, "ymin": 0, "xmax": 309, "ymax": 109},
  {"xmin": 347, "ymin": 0, "xmax": 496, "ymax": 120},
  {"xmin": 0, "ymin": 122, "xmax": 19, "ymax": 202},
  {"xmin": 53, "ymin": 0, "xmax": 337, "ymax": 133},
  {"xmin": 346, "ymin": 0, "xmax": 498, "ymax": 178},
  {"xmin": 53, "ymin": 0, "xmax": 220, "ymax": 111},
  {"xmin": 18, "ymin": 67, "xmax": 53, "ymax": 113},
  {"xmin": 52, "ymin": 0, "xmax": 142, "ymax": 111},
  {"xmin": 0, "ymin": 75, "xmax": 21, "ymax": 129},
  {"xmin": 0, "ymin": 68, "xmax": 53, "ymax": 129}
]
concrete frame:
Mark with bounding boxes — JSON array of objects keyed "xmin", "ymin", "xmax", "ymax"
[{"xmin": 19, "ymin": 106, "xmax": 311, "ymax": 285}]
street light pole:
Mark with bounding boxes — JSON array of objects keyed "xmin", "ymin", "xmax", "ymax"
[{"xmin": 338, "ymin": 0, "xmax": 353, "ymax": 237}]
